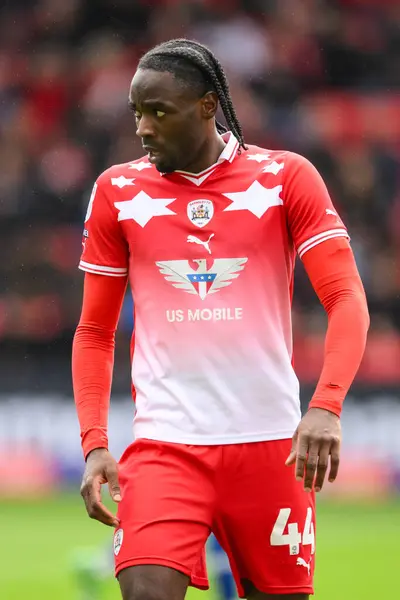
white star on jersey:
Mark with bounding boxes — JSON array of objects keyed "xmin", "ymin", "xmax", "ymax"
[
  {"xmin": 247, "ymin": 153, "xmax": 271, "ymax": 163},
  {"xmin": 111, "ymin": 176, "xmax": 135, "ymax": 188},
  {"xmin": 128, "ymin": 161, "xmax": 152, "ymax": 171},
  {"xmin": 114, "ymin": 191, "xmax": 176, "ymax": 227},
  {"xmin": 262, "ymin": 161, "xmax": 284, "ymax": 175},
  {"xmin": 223, "ymin": 181, "xmax": 283, "ymax": 218}
]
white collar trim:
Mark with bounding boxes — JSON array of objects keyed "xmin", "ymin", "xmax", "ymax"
[{"xmin": 163, "ymin": 132, "xmax": 239, "ymax": 186}]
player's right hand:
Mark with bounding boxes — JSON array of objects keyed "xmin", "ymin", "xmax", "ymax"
[{"xmin": 80, "ymin": 448, "xmax": 121, "ymax": 527}]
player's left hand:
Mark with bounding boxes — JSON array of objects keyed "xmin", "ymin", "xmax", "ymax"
[{"xmin": 285, "ymin": 407, "xmax": 341, "ymax": 492}]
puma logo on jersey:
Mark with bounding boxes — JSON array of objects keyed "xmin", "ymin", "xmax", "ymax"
[
  {"xmin": 187, "ymin": 233, "xmax": 214, "ymax": 254},
  {"xmin": 326, "ymin": 209, "xmax": 337, "ymax": 217},
  {"xmin": 296, "ymin": 557, "xmax": 311, "ymax": 575}
]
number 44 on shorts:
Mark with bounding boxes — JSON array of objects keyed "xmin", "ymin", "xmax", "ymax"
[{"xmin": 270, "ymin": 507, "xmax": 315, "ymax": 556}]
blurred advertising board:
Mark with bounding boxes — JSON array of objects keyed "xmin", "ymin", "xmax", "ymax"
[{"xmin": 0, "ymin": 390, "xmax": 399, "ymax": 499}]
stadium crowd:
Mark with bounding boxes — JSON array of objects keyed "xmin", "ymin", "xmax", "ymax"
[{"xmin": 1, "ymin": 0, "xmax": 399, "ymax": 384}]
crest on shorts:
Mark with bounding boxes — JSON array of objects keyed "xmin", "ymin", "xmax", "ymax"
[
  {"xmin": 187, "ymin": 199, "xmax": 214, "ymax": 228},
  {"xmin": 114, "ymin": 528, "xmax": 124, "ymax": 556}
]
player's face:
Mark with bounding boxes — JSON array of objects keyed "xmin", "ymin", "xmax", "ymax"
[{"xmin": 129, "ymin": 69, "xmax": 216, "ymax": 173}]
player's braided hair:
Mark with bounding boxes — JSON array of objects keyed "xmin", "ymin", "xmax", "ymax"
[{"xmin": 138, "ymin": 38, "xmax": 247, "ymax": 151}]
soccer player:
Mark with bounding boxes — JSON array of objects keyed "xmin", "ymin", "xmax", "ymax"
[{"xmin": 72, "ymin": 38, "xmax": 369, "ymax": 600}]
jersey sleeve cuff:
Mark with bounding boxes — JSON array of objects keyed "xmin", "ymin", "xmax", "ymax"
[
  {"xmin": 81, "ymin": 428, "xmax": 109, "ymax": 460},
  {"xmin": 79, "ymin": 260, "xmax": 128, "ymax": 277},
  {"xmin": 308, "ymin": 397, "xmax": 343, "ymax": 417},
  {"xmin": 297, "ymin": 229, "xmax": 349, "ymax": 259}
]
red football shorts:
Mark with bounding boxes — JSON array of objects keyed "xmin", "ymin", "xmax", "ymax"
[{"xmin": 114, "ymin": 438, "xmax": 316, "ymax": 597}]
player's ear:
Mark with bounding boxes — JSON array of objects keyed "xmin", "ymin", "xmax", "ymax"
[{"xmin": 200, "ymin": 91, "xmax": 218, "ymax": 120}]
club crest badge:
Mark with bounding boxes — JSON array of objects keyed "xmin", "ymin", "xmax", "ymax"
[{"xmin": 187, "ymin": 199, "xmax": 214, "ymax": 228}]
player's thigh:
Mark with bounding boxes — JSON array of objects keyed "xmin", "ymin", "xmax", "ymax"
[
  {"xmin": 115, "ymin": 439, "xmax": 215, "ymax": 587},
  {"xmin": 214, "ymin": 439, "xmax": 315, "ymax": 597},
  {"xmin": 243, "ymin": 580, "xmax": 308, "ymax": 600},
  {"xmin": 246, "ymin": 590, "xmax": 308, "ymax": 600},
  {"xmin": 118, "ymin": 564, "xmax": 189, "ymax": 600}
]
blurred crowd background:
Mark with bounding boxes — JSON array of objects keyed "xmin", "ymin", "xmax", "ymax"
[{"xmin": 1, "ymin": 0, "xmax": 400, "ymax": 391}]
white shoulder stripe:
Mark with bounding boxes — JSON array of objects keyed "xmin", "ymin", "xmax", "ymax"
[
  {"xmin": 79, "ymin": 260, "xmax": 128, "ymax": 274},
  {"xmin": 298, "ymin": 229, "xmax": 349, "ymax": 258},
  {"xmin": 297, "ymin": 228, "xmax": 348, "ymax": 255},
  {"xmin": 79, "ymin": 266, "xmax": 127, "ymax": 277}
]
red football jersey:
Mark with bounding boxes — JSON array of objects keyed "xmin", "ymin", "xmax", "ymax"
[{"xmin": 79, "ymin": 133, "xmax": 348, "ymax": 444}]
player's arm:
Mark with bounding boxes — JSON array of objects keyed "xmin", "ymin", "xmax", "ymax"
[
  {"xmin": 73, "ymin": 272, "xmax": 127, "ymax": 527},
  {"xmin": 283, "ymin": 153, "xmax": 369, "ymax": 492},
  {"xmin": 73, "ymin": 272, "xmax": 127, "ymax": 458},
  {"xmin": 286, "ymin": 237, "xmax": 369, "ymax": 491},
  {"xmin": 303, "ymin": 237, "xmax": 369, "ymax": 417},
  {"xmin": 73, "ymin": 173, "xmax": 129, "ymax": 526}
]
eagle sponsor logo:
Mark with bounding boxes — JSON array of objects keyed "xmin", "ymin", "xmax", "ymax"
[{"xmin": 156, "ymin": 257, "xmax": 247, "ymax": 300}]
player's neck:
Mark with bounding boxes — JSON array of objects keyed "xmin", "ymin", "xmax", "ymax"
[{"xmin": 181, "ymin": 131, "xmax": 226, "ymax": 174}]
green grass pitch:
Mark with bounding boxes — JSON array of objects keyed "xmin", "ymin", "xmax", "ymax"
[{"xmin": 0, "ymin": 494, "xmax": 398, "ymax": 599}]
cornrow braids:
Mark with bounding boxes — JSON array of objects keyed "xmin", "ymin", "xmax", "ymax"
[{"xmin": 138, "ymin": 38, "xmax": 247, "ymax": 151}]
